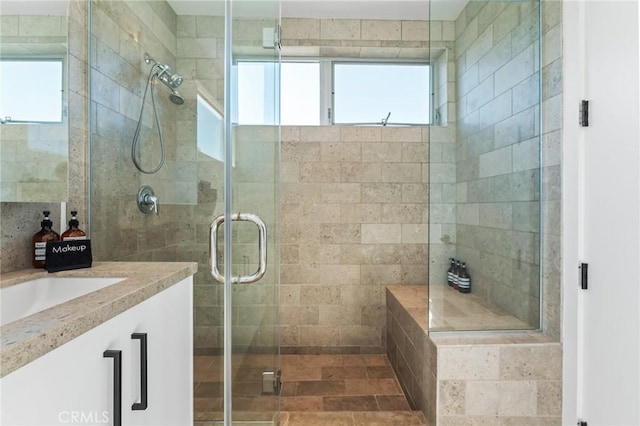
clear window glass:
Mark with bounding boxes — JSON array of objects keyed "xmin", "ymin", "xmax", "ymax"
[
  {"xmin": 236, "ymin": 61, "xmax": 319, "ymax": 125},
  {"xmin": 0, "ymin": 59, "xmax": 64, "ymax": 123},
  {"xmin": 333, "ymin": 62, "xmax": 431, "ymax": 125},
  {"xmin": 281, "ymin": 62, "xmax": 320, "ymax": 125},
  {"xmin": 236, "ymin": 61, "xmax": 277, "ymax": 125},
  {"xmin": 235, "ymin": 60, "xmax": 431, "ymax": 126}
]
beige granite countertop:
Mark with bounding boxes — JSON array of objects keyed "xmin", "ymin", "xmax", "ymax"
[{"xmin": 0, "ymin": 262, "xmax": 197, "ymax": 377}]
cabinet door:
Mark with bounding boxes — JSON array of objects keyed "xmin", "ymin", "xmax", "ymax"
[
  {"xmin": 0, "ymin": 277, "xmax": 193, "ymax": 426},
  {"xmin": 0, "ymin": 315, "xmax": 122, "ymax": 426},
  {"xmin": 121, "ymin": 277, "xmax": 193, "ymax": 426}
]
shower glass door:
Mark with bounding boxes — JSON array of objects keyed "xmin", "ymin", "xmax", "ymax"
[
  {"xmin": 221, "ymin": 1, "xmax": 281, "ymax": 424},
  {"xmin": 89, "ymin": 0, "xmax": 280, "ymax": 423}
]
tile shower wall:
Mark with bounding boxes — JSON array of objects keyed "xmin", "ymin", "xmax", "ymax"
[
  {"xmin": 435, "ymin": 338, "xmax": 562, "ymax": 424},
  {"xmin": 453, "ymin": 1, "xmax": 542, "ymax": 326},
  {"xmin": 280, "ymin": 126, "xmax": 429, "ymax": 353},
  {"xmin": 279, "ymin": 18, "xmax": 448, "ymax": 353},
  {"xmin": 89, "ymin": 0, "xmax": 187, "ymax": 264},
  {"xmin": 281, "ymin": 18, "xmax": 438, "ymax": 58}
]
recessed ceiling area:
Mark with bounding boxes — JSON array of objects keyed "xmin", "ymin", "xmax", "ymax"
[{"xmin": 167, "ymin": 0, "xmax": 469, "ymax": 21}]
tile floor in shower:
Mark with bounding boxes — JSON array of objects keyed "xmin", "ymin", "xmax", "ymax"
[{"xmin": 194, "ymin": 353, "xmax": 427, "ymax": 425}]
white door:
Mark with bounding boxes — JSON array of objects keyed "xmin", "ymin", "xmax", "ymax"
[{"xmin": 563, "ymin": 1, "xmax": 640, "ymax": 425}]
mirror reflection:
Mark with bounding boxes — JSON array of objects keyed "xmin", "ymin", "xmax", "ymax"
[{"xmin": 0, "ymin": 1, "xmax": 69, "ymax": 202}]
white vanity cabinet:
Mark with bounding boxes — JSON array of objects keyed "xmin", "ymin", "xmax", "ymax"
[{"xmin": 0, "ymin": 277, "xmax": 193, "ymax": 426}]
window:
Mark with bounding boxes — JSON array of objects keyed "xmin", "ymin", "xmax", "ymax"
[
  {"xmin": 235, "ymin": 59, "xmax": 431, "ymax": 126},
  {"xmin": 235, "ymin": 61, "xmax": 279, "ymax": 125},
  {"xmin": 333, "ymin": 62, "xmax": 431, "ymax": 125},
  {"xmin": 0, "ymin": 59, "xmax": 64, "ymax": 123},
  {"xmin": 281, "ymin": 62, "xmax": 320, "ymax": 125}
]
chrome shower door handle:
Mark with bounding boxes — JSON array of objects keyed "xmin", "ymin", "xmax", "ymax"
[{"xmin": 210, "ymin": 213, "xmax": 267, "ymax": 284}]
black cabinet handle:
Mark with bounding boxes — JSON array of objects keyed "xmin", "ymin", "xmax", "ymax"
[
  {"xmin": 103, "ymin": 350, "xmax": 122, "ymax": 426},
  {"xmin": 131, "ymin": 333, "xmax": 148, "ymax": 410}
]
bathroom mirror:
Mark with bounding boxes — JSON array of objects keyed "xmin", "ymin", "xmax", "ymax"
[{"xmin": 0, "ymin": 1, "xmax": 69, "ymax": 202}]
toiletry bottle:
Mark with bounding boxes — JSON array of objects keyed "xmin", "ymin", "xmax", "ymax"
[
  {"xmin": 447, "ymin": 258, "xmax": 455, "ymax": 287},
  {"xmin": 453, "ymin": 260, "xmax": 461, "ymax": 290},
  {"xmin": 61, "ymin": 210, "xmax": 87, "ymax": 241},
  {"xmin": 32, "ymin": 210, "xmax": 60, "ymax": 268},
  {"xmin": 458, "ymin": 263, "xmax": 471, "ymax": 293}
]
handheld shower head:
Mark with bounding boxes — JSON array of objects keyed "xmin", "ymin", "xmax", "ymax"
[{"xmin": 169, "ymin": 90, "xmax": 184, "ymax": 105}]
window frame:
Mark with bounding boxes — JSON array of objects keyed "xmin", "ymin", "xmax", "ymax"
[
  {"xmin": 0, "ymin": 55, "xmax": 67, "ymax": 124},
  {"xmin": 234, "ymin": 57, "xmax": 432, "ymax": 126}
]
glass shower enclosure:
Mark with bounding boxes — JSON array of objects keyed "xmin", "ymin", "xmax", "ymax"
[{"xmin": 88, "ymin": 0, "xmax": 281, "ymax": 424}]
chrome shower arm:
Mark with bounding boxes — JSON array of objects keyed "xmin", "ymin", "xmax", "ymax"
[{"xmin": 144, "ymin": 53, "xmax": 157, "ymax": 65}]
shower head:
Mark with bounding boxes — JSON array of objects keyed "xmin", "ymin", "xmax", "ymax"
[{"xmin": 169, "ymin": 90, "xmax": 184, "ymax": 105}]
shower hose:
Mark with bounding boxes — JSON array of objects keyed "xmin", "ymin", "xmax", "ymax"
[{"xmin": 131, "ymin": 65, "xmax": 166, "ymax": 174}]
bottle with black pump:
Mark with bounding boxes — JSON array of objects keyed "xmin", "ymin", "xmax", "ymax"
[
  {"xmin": 32, "ymin": 210, "xmax": 60, "ymax": 268},
  {"xmin": 447, "ymin": 258, "xmax": 455, "ymax": 287},
  {"xmin": 458, "ymin": 263, "xmax": 471, "ymax": 293},
  {"xmin": 61, "ymin": 210, "xmax": 87, "ymax": 241},
  {"xmin": 453, "ymin": 260, "xmax": 461, "ymax": 290}
]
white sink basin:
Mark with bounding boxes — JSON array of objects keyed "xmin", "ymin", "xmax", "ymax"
[{"xmin": 1, "ymin": 277, "xmax": 125, "ymax": 326}]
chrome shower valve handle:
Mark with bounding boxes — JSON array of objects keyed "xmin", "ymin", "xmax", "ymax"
[{"xmin": 137, "ymin": 185, "xmax": 159, "ymax": 215}]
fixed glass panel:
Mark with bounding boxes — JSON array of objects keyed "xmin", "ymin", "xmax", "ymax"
[
  {"xmin": 333, "ymin": 62, "xmax": 431, "ymax": 125},
  {"xmin": 0, "ymin": 59, "xmax": 63, "ymax": 123},
  {"xmin": 428, "ymin": 0, "xmax": 541, "ymax": 333}
]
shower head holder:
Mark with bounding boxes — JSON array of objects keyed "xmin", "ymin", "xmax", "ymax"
[
  {"xmin": 144, "ymin": 52, "xmax": 183, "ymax": 89},
  {"xmin": 144, "ymin": 53, "xmax": 156, "ymax": 65}
]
